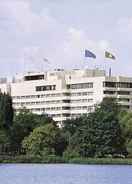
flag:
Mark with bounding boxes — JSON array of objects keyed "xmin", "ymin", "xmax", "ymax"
[
  {"xmin": 105, "ymin": 51, "xmax": 116, "ymax": 60},
  {"xmin": 85, "ymin": 49, "xmax": 96, "ymax": 59}
]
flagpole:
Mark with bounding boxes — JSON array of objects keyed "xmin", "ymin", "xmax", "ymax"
[
  {"xmin": 109, "ymin": 67, "xmax": 112, "ymax": 77},
  {"xmin": 105, "ymin": 51, "xmax": 116, "ymax": 77}
]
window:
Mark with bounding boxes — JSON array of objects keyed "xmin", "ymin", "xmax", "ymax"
[
  {"xmin": 103, "ymin": 82, "xmax": 116, "ymax": 88},
  {"xmin": 36, "ymin": 85, "xmax": 56, "ymax": 91},
  {"xmin": 117, "ymin": 82, "xmax": 132, "ymax": 88},
  {"xmin": 71, "ymin": 107, "xmax": 82, "ymax": 110},
  {"xmin": 118, "ymin": 98, "xmax": 129, "ymax": 102},
  {"xmin": 117, "ymin": 91, "xmax": 130, "ymax": 95},
  {"xmin": 62, "ymin": 106, "xmax": 70, "ymax": 110},
  {"xmin": 67, "ymin": 83, "xmax": 93, "ymax": 89},
  {"xmin": 63, "ymin": 92, "xmax": 70, "ymax": 96},
  {"xmin": 62, "ymin": 113, "xmax": 70, "ymax": 117},
  {"xmin": 71, "ymin": 99, "xmax": 93, "ymax": 103},
  {"xmin": 87, "ymin": 106, "xmax": 93, "ymax": 112},
  {"xmin": 103, "ymin": 82, "xmax": 132, "ymax": 88},
  {"xmin": 24, "ymin": 75, "xmax": 44, "ymax": 81},
  {"xmin": 70, "ymin": 92, "xmax": 93, "ymax": 96},
  {"xmin": 104, "ymin": 91, "xmax": 116, "ymax": 94},
  {"xmin": 62, "ymin": 100, "xmax": 70, "ymax": 103}
]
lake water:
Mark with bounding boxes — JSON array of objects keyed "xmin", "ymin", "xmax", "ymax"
[{"xmin": 0, "ymin": 164, "xmax": 132, "ymax": 184}]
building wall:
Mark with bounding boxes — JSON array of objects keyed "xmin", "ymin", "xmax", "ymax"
[{"xmin": 1, "ymin": 69, "xmax": 132, "ymax": 123}]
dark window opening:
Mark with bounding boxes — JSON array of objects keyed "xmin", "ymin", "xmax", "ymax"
[
  {"xmin": 104, "ymin": 91, "xmax": 116, "ymax": 94},
  {"xmin": 67, "ymin": 83, "xmax": 93, "ymax": 89},
  {"xmin": 117, "ymin": 91, "xmax": 130, "ymax": 95},
  {"xmin": 103, "ymin": 81, "xmax": 132, "ymax": 88},
  {"xmin": 24, "ymin": 75, "xmax": 44, "ymax": 81},
  {"xmin": 36, "ymin": 85, "xmax": 56, "ymax": 91}
]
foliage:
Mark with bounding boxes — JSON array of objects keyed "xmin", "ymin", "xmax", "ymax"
[
  {"xmin": 63, "ymin": 98, "xmax": 127, "ymax": 158},
  {"xmin": 0, "ymin": 93, "xmax": 13, "ymax": 130},
  {"xmin": 63, "ymin": 146, "xmax": 80, "ymax": 159},
  {"xmin": 0, "ymin": 155, "xmax": 67, "ymax": 164},
  {"xmin": 0, "ymin": 94, "xmax": 130, "ymax": 161},
  {"xmin": 9, "ymin": 109, "xmax": 53, "ymax": 151},
  {"xmin": 22, "ymin": 123, "xmax": 66, "ymax": 156},
  {"xmin": 119, "ymin": 111, "xmax": 132, "ymax": 155},
  {"xmin": 68, "ymin": 157, "xmax": 132, "ymax": 165},
  {"xmin": 0, "ymin": 130, "xmax": 9, "ymax": 144},
  {"xmin": 0, "ymin": 93, "xmax": 14, "ymax": 154}
]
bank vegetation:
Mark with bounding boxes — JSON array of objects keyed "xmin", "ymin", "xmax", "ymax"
[{"xmin": 0, "ymin": 93, "xmax": 132, "ymax": 164}]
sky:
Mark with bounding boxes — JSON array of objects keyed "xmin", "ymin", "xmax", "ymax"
[{"xmin": 0, "ymin": 0, "xmax": 132, "ymax": 77}]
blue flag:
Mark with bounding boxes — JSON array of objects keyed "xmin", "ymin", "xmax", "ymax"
[{"xmin": 85, "ymin": 49, "xmax": 96, "ymax": 59}]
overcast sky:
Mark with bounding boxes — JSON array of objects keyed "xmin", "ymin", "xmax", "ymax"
[{"xmin": 0, "ymin": 0, "xmax": 132, "ymax": 77}]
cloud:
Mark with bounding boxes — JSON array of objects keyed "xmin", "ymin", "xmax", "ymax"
[
  {"xmin": 0, "ymin": 0, "xmax": 66, "ymax": 71},
  {"xmin": 49, "ymin": 27, "xmax": 111, "ymax": 69},
  {"xmin": 0, "ymin": 0, "xmax": 112, "ymax": 75},
  {"xmin": 64, "ymin": 27, "xmax": 110, "ymax": 55},
  {"xmin": 0, "ymin": 0, "xmax": 57, "ymax": 34}
]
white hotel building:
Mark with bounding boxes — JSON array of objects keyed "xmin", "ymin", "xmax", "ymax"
[{"xmin": 0, "ymin": 68, "xmax": 132, "ymax": 124}]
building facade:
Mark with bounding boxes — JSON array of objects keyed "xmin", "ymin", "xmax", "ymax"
[{"xmin": 0, "ymin": 69, "xmax": 132, "ymax": 124}]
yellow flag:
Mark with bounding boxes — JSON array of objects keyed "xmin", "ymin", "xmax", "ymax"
[{"xmin": 105, "ymin": 51, "xmax": 116, "ymax": 60}]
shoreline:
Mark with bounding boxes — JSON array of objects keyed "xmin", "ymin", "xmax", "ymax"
[{"xmin": 1, "ymin": 156, "xmax": 132, "ymax": 165}]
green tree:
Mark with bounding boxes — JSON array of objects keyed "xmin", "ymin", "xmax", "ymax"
[
  {"xmin": 63, "ymin": 98, "xmax": 127, "ymax": 158},
  {"xmin": 0, "ymin": 93, "xmax": 14, "ymax": 154},
  {"xmin": 22, "ymin": 123, "xmax": 66, "ymax": 156},
  {"xmin": 119, "ymin": 111, "xmax": 132, "ymax": 155},
  {"xmin": 0, "ymin": 93, "xmax": 14, "ymax": 130},
  {"xmin": 10, "ymin": 109, "xmax": 53, "ymax": 152}
]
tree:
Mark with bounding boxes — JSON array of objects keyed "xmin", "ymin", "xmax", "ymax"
[
  {"xmin": 0, "ymin": 93, "xmax": 14, "ymax": 154},
  {"xmin": 10, "ymin": 109, "xmax": 54, "ymax": 152},
  {"xmin": 63, "ymin": 98, "xmax": 127, "ymax": 158},
  {"xmin": 119, "ymin": 111, "xmax": 132, "ymax": 155},
  {"xmin": 22, "ymin": 123, "xmax": 66, "ymax": 156},
  {"xmin": 0, "ymin": 93, "xmax": 14, "ymax": 130}
]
